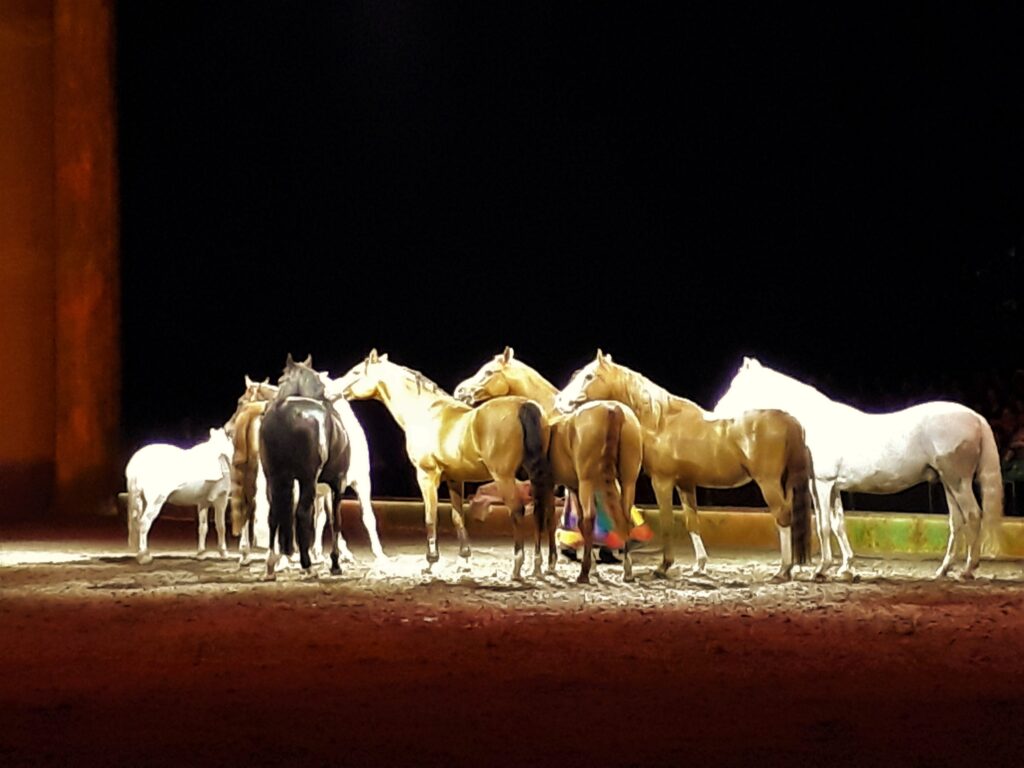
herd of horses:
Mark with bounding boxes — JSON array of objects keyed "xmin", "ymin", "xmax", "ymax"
[{"xmin": 124, "ymin": 348, "xmax": 1005, "ymax": 584}]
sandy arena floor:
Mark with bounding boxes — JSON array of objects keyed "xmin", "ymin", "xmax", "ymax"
[{"xmin": 1, "ymin": 516, "xmax": 1024, "ymax": 767}]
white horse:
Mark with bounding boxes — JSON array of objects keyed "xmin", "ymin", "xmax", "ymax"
[
  {"xmin": 125, "ymin": 428, "xmax": 234, "ymax": 565},
  {"xmin": 713, "ymin": 357, "xmax": 1004, "ymax": 579}
]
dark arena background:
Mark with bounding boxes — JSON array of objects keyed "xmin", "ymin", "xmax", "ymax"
[{"xmin": 1, "ymin": 3, "xmax": 1023, "ymax": 766}]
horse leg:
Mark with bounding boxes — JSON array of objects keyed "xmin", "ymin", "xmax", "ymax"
[
  {"xmin": 324, "ymin": 480, "xmax": 344, "ymax": 576},
  {"xmin": 294, "ymin": 478, "xmax": 317, "ymax": 574},
  {"xmin": 214, "ymin": 493, "xmax": 228, "ymax": 558},
  {"xmin": 831, "ymin": 492, "xmax": 858, "ymax": 580},
  {"xmin": 447, "ymin": 480, "xmax": 472, "ymax": 570},
  {"xmin": 350, "ymin": 477, "xmax": 387, "ymax": 561},
  {"xmin": 935, "ymin": 483, "xmax": 967, "ymax": 579},
  {"xmin": 651, "ymin": 476, "xmax": 676, "ymax": 578},
  {"xmin": 576, "ymin": 479, "xmax": 596, "ymax": 584},
  {"xmin": 264, "ymin": 475, "xmax": 293, "ymax": 580},
  {"xmin": 310, "ymin": 487, "xmax": 329, "ymax": 564},
  {"xmin": 416, "ymin": 469, "xmax": 442, "ymax": 572},
  {"xmin": 494, "ymin": 476, "xmax": 527, "ymax": 580},
  {"xmin": 196, "ymin": 504, "xmax": 209, "ymax": 558},
  {"xmin": 677, "ymin": 486, "xmax": 708, "ymax": 575},
  {"xmin": 546, "ymin": 490, "xmax": 559, "ymax": 575},
  {"xmin": 762, "ymin": 482, "xmax": 794, "ymax": 582},
  {"xmin": 238, "ymin": 524, "xmax": 252, "ymax": 567},
  {"xmin": 136, "ymin": 492, "xmax": 167, "ymax": 565},
  {"xmin": 811, "ymin": 479, "xmax": 834, "ymax": 580},
  {"xmin": 619, "ymin": 462, "xmax": 639, "ymax": 583}
]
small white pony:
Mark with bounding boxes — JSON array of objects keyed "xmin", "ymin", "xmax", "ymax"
[
  {"xmin": 713, "ymin": 358, "xmax": 1003, "ymax": 579},
  {"xmin": 125, "ymin": 427, "xmax": 234, "ymax": 565}
]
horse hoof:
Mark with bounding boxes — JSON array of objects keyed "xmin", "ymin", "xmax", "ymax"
[
  {"xmin": 768, "ymin": 572, "xmax": 792, "ymax": 584},
  {"xmin": 812, "ymin": 569, "xmax": 828, "ymax": 582},
  {"xmin": 196, "ymin": 549, "xmax": 209, "ymax": 560},
  {"xmin": 263, "ymin": 571, "xmax": 277, "ymax": 582},
  {"xmin": 958, "ymin": 570, "xmax": 976, "ymax": 582},
  {"xmin": 136, "ymin": 551, "xmax": 153, "ymax": 566},
  {"xmin": 653, "ymin": 567, "xmax": 670, "ymax": 580},
  {"xmin": 623, "ymin": 573, "xmax": 635, "ymax": 584},
  {"xmin": 577, "ymin": 574, "xmax": 590, "ymax": 585},
  {"xmin": 330, "ymin": 565, "xmax": 342, "ymax": 576}
]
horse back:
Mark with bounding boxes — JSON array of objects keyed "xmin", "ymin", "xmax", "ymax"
[{"xmin": 261, "ymin": 398, "xmax": 350, "ymax": 483}]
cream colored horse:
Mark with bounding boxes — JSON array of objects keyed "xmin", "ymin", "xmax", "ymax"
[
  {"xmin": 333, "ymin": 350, "xmax": 555, "ymax": 579},
  {"xmin": 454, "ymin": 346, "xmax": 642, "ymax": 582},
  {"xmin": 556, "ymin": 351, "xmax": 813, "ymax": 581}
]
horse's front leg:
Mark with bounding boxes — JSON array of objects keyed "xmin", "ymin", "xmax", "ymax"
[
  {"xmin": 651, "ymin": 477, "xmax": 675, "ymax": 578},
  {"xmin": 811, "ymin": 479, "xmax": 834, "ymax": 580},
  {"xmin": 214, "ymin": 493, "xmax": 229, "ymax": 558},
  {"xmin": 196, "ymin": 504, "xmax": 210, "ymax": 558},
  {"xmin": 830, "ymin": 492, "xmax": 858, "ymax": 580},
  {"xmin": 416, "ymin": 469, "xmax": 442, "ymax": 573},
  {"xmin": 447, "ymin": 479, "xmax": 472, "ymax": 571},
  {"xmin": 619, "ymin": 467, "xmax": 639, "ymax": 583}
]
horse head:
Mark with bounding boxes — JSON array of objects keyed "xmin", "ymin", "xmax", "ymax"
[
  {"xmin": 276, "ymin": 353, "xmax": 327, "ymax": 401},
  {"xmin": 453, "ymin": 346, "xmax": 516, "ymax": 404},
  {"xmin": 336, "ymin": 348, "xmax": 391, "ymax": 400},
  {"xmin": 555, "ymin": 349, "xmax": 615, "ymax": 413}
]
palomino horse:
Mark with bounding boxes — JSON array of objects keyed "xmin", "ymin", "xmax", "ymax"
[
  {"xmin": 454, "ymin": 346, "xmax": 642, "ymax": 583},
  {"xmin": 257, "ymin": 354, "xmax": 351, "ymax": 578},
  {"xmin": 713, "ymin": 357, "xmax": 1004, "ymax": 579},
  {"xmin": 228, "ymin": 376, "xmax": 387, "ymax": 567},
  {"xmin": 556, "ymin": 351, "xmax": 813, "ymax": 581},
  {"xmin": 125, "ymin": 427, "xmax": 233, "ymax": 564},
  {"xmin": 333, "ymin": 349, "xmax": 555, "ymax": 579}
]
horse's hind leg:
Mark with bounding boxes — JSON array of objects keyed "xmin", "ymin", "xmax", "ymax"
[
  {"xmin": 677, "ymin": 485, "xmax": 708, "ymax": 575},
  {"xmin": 447, "ymin": 480, "xmax": 472, "ymax": 570},
  {"xmin": 935, "ymin": 483, "xmax": 967, "ymax": 579},
  {"xmin": 323, "ymin": 480, "xmax": 344, "ymax": 576},
  {"xmin": 761, "ymin": 481, "xmax": 794, "ymax": 582},
  {"xmin": 294, "ymin": 479, "xmax": 317, "ymax": 573},
  {"xmin": 350, "ymin": 476, "xmax": 387, "ymax": 561},
  {"xmin": 576, "ymin": 479, "xmax": 596, "ymax": 584},
  {"xmin": 651, "ymin": 477, "xmax": 676, "ymax": 578},
  {"xmin": 265, "ymin": 476, "xmax": 293, "ymax": 580},
  {"xmin": 494, "ymin": 477, "xmax": 527, "ymax": 580},
  {"xmin": 136, "ymin": 493, "xmax": 167, "ymax": 565}
]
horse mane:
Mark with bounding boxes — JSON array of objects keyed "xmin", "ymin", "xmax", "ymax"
[{"xmin": 616, "ymin": 362, "xmax": 699, "ymax": 426}]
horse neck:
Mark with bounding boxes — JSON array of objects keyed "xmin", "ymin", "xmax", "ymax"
[
  {"xmin": 616, "ymin": 366, "xmax": 703, "ymax": 428},
  {"xmin": 506, "ymin": 366, "xmax": 557, "ymax": 414},
  {"xmin": 754, "ymin": 370, "xmax": 858, "ymax": 419},
  {"xmin": 375, "ymin": 372, "xmax": 465, "ymax": 432}
]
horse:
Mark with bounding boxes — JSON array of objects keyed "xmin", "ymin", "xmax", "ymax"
[
  {"xmin": 228, "ymin": 376, "xmax": 388, "ymax": 567},
  {"xmin": 257, "ymin": 354, "xmax": 352, "ymax": 578},
  {"xmin": 555, "ymin": 350, "xmax": 813, "ymax": 581},
  {"xmin": 712, "ymin": 357, "xmax": 1004, "ymax": 579},
  {"xmin": 334, "ymin": 349, "xmax": 555, "ymax": 580},
  {"xmin": 454, "ymin": 346, "xmax": 642, "ymax": 583},
  {"xmin": 125, "ymin": 427, "xmax": 233, "ymax": 564}
]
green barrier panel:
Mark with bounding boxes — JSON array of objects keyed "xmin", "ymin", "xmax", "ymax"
[{"xmin": 357, "ymin": 499, "xmax": 1024, "ymax": 559}]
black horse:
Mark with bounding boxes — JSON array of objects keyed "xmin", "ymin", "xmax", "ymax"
[{"xmin": 259, "ymin": 354, "xmax": 351, "ymax": 577}]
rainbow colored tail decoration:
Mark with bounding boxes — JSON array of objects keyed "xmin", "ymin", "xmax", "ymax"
[{"xmin": 556, "ymin": 493, "xmax": 652, "ymax": 552}]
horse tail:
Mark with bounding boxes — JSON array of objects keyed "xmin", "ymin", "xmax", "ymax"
[
  {"xmin": 230, "ymin": 407, "xmax": 261, "ymax": 536},
  {"xmin": 976, "ymin": 414, "xmax": 1004, "ymax": 555},
  {"xmin": 784, "ymin": 414, "xmax": 813, "ymax": 566},
  {"xmin": 518, "ymin": 401, "xmax": 555, "ymax": 529},
  {"xmin": 126, "ymin": 474, "xmax": 143, "ymax": 547},
  {"xmin": 596, "ymin": 404, "xmax": 629, "ymax": 545}
]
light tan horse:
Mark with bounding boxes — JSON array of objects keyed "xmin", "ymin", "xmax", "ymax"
[
  {"xmin": 334, "ymin": 350, "xmax": 555, "ymax": 579},
  {"xmin": 556, "ymin": 351, "xmax": 812, "ymax": 581},
  {"xmin": 454, "ymin": 346, "xmax": 642, "ymax": 583}
]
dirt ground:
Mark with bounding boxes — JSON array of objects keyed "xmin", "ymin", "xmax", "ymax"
[{"xmin": 1, "ymin": 515, "xmax": 1023, "ymax": 767}]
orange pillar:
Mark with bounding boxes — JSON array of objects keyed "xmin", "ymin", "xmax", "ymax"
[
  {"xmin": 53, "ymin": 0, "xmax": 120, "ymax": 516},
  {"xmin": 0, "ymin": 0, "xmax": 118, "ymax": 520}
]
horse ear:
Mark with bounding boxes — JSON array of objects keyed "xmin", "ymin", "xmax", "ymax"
[
  {"xmin": 749, "ymin": 357, "xmax": 762, "ymax": 368},
  {"xmin": 379, "ymin": 353, "xmax": 388, "ymax": 362},
  {"xmin": 286, "ymin": 353, "xmax": 295, "ymax": 367},
  {"xmin": 596, "ymin": 348, "xmax": 604, "ymax": 361},
  {"xmin": 502, "ymin": 346, "xmax": 514, "ymax": 364},
  {"xmin": 245, "ymin": 374, "xmax": 255, "ymax": 388},
  {"xmin": 261, "ymin": 377, "xmax": 270, "ymax": 385},
  {"xmin": 303, "ymin": 354, "xmax": 312, "ymax": 367},
  {"xmin": 368, "ymin": 348, "xmax": 379, "ymax": 363}
]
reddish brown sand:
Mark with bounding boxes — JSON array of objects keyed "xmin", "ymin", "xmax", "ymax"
[{"xmin": 1, "ymin": 516, "xmax": 1023, "ymax": 767}]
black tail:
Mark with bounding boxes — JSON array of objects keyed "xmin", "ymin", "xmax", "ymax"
[
  {"xmin": 785, "ymin": 418, "xmax": 813, "ymax": 566},
  {"xmin": 518, "ymin": 401, "xmax": 555, "ymax": 529}
]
